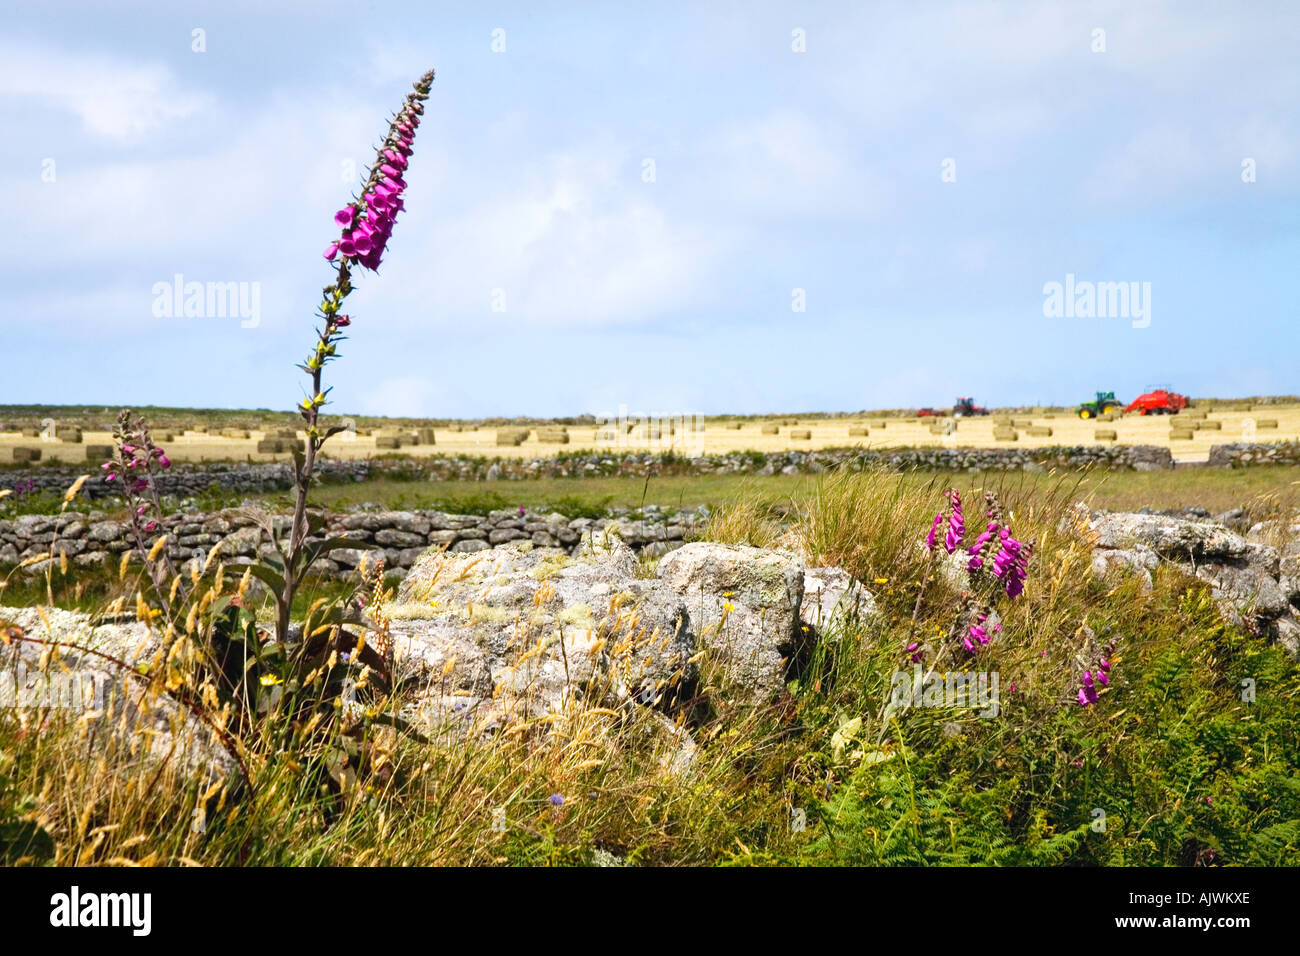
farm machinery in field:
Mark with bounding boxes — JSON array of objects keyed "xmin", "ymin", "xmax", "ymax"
[
  {"xmin": 1076, "ymin": 391, "xmax": 1121, "ymax": 419},
  {"xmin": 953, "ymin": 397, "xmax": 989, "ymax": 417},
  {"xmin": 1124, "ymin": 388, "xmax": 1189, "ymax": 415}
]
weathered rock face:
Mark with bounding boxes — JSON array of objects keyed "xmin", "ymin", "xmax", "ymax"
[
  {"xmin": 1079, "ymin": 505, "xmax": 1300, "ymax": 656},
  {"xmin": 656, "ymin": 543, "xmax": 806, "ymax": 703},
  {"xmin": 1086, "ymin": 510, "xmax": 1252, "ymax": 561},
  {"xmin": 799, "ymin": 566, "xmax": 876, "ymax": 632},
  {"xmin": 385, "ymin": 537, "xmax": 872, "ymax": 731},
  {"xmin": 0, "ymin": 607, "xmax": 237, "ymax": 781}
]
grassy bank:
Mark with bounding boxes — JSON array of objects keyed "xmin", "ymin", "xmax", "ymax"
[
  {"xmin": 251, "ymin": 464, "xmax": 1300, "ymax": 517},
  {"xmin": 2, "ymin": 466, "xmax": 1297, "ymax": 866},
  {"xmin": 6, "ymin": 465, "xmax": 1300, "ymax": 524}
]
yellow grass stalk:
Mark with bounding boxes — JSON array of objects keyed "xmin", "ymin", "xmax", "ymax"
[{"xmin": 63, "ymin": 474, "xmax": 90, "ymax": 502}]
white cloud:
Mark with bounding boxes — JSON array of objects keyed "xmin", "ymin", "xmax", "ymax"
[
  {"xmin": 699, "ymin": 110, "xmax": 889, "ymax": 219},
  {"xmin": 1080, "ymin": 117, "xmax": 1297, "ymax": 207},
  {"xmin": 0, "ymin": 43, "xmax": 208, "ymax": 141},
  {"xmin": 7, "ymin": 93, "xmax": 386, "ymax": 270},
  {"xmin": 382, "ymin": 143, "xmax": 728, "ymax": 327}
]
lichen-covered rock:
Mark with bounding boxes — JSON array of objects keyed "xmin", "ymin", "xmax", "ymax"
[
  {"xmin": 387, "ymin": 537, "xmax": 865, "ymax": 729},
  {"xmin": 0, "ymin": 606, "xmax": 236, "ymax": 782},
  {"xmin": 799, "ymin": 566, "xmax": 875, "ymax": 632},
  {"xmin": 1084, "ymin": 510, "xmax": 1250, "ymax": 560},
  {"xmin": 1080, "ymin": 506, "xmax": 1300, "ymax": 657},
  {"xmin": 655, "ymin": 542, "xmax": 807, "ymax": 703},
  {"xmin": 392, "ymin": 542, "xmax": 692, "ymax": 716},
  {"xmin": 1090, "ymin": 545, "xmax": 1159, "ymax": 589}
]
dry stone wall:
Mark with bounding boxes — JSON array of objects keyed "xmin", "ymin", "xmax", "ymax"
[
  {"xmin": 0, "ymin": 506, "xmax": 708, "ymax": 580},
  {"xmin": 0, "ymin": 444, "xmax": 1184, "ymax": 501},
  {"xmin": 1206, "ymin": 441, "xmax": 1300, "ymax": 468}
]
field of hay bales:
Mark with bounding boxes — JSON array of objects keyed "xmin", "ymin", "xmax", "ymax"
[{"xmin": 3, "ymin": 402, "xmax": 1298, "ymax": 465}]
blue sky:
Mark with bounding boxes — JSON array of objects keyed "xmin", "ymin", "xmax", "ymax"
[{"xmin": 4, "ymin": 1, "xmax": 1298, "ymax": 418}]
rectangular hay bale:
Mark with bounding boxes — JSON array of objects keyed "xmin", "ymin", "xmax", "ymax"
[{"xmin": 495, "ymin": 428, "xmax": 529, "ymax": 446}]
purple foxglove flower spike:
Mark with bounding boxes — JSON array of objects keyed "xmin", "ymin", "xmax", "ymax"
[
  {"xmin": 925, "ymin": 513, "xmax": 942, "ymax": 552},
  {"xmin": 944, "ymin": 490, "xmax": 964, "ymax": 554},
  {"xmin": 324, "ymin": 71, "xmax": 432, "ymax": 273}
]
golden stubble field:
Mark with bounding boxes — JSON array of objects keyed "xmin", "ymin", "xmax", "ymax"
[{"xmin": 3, "ymin": 405, "xmax": 1298, "ymax": 466}]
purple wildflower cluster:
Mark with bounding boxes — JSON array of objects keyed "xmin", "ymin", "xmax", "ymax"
[
  {"xmin": 8, "ymin": 479, "xmax": 36, "ymax": 498},
  {"xmin": 925, "ymin": 489, "xmax": 965, "ymax": 554},
  {"xmin": 103, "ymin": 410, "xmax": 172, "ymax": 534},
  {"xmin": 1077, "ymin": 646, "xmax": 1115, "ymax": 706},
  {"xmin": 925, "ymin": 490, "xmax": 1032, "ymax": 600},
  {"xmin": 914, "ymin": 489, "xmax": 1034, "ymax": 659},
  {"xmin": 964, "ymin": 610, "xmax": 1003, "ymax": 654},
  {"xmin": 962, "ymin": 492, "xmax": 1031, "ymax": 598},
  {"xmin": 324, "ymin": 72, "xmax": 431, "ymax": 273}
]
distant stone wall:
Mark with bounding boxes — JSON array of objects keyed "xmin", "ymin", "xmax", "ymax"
[
  {"xmin": 801, "ymin": 444, "xmax": 1175, "ymax": 473},
  {"xmin": 0, "ymin": 444, "xmax": 1182, "ymax": 502},
  {"xmin": 0, "ymin": 506, "xmax": 708, "ymax": 580},
  {"xmin": 1207, "ymin": 441, "xmax": 1300, "ymax": 468},
  {"xmin": 0, "ymin": 459, "xmax": 372, "ymax": 500}
]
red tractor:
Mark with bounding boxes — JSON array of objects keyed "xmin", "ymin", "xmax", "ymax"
[
  {"xmin": 953, "ymin": 397, "xmax": 989, "ymax": 417},
  {"xmin": 1124, "ymin": 388, "xmax": 1189, "ymax": 416}
]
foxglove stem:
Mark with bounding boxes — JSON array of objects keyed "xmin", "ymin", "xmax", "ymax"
[{"xmin": 279, "ymin": 69, "xmax": 433, "ymax": 644}]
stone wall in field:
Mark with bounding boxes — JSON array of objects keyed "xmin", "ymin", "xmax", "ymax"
[
  {"xmin": 0, "ymin": 443, "xmax": 1183, "ymax": 502},
  {"xmin": 1206, "ymin": 441, "xmax": 1300, "ymax": 468},
  {"xmin": 0, "ymin": 506, "xmax": 709, "ymax": 580},
  {"xmin": 0, "ymin": 459, "xmax": 373, "ymax": 500}
]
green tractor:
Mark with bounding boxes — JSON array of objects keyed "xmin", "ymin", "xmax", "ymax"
[{"xmin": 1077, "ymin": 391, "xmax": 1121, "ymax": 420}]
